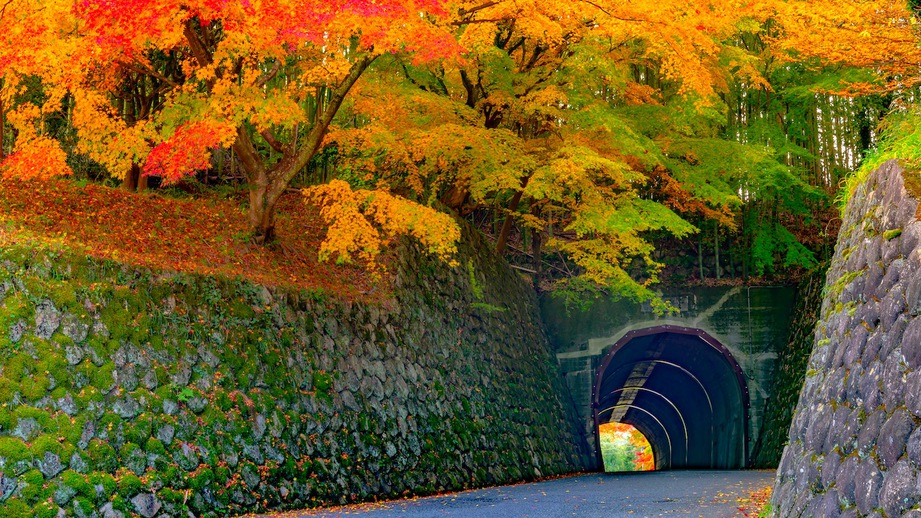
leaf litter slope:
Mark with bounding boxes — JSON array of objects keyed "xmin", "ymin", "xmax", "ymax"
[{"xmin": 0, "ymin": 178, "xmax": 380, "ymax": 299}]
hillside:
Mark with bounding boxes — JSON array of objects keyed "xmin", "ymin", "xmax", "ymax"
[{"xmin": 0, "ymin": 178, "xmax": 381, "ymax": 300}]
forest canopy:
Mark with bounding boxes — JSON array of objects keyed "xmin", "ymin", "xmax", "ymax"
[{"xmin": 0, "ymin": 0, "xmax": 917, "ymax": 307}]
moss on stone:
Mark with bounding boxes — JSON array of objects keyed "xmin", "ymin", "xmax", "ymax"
[
  {"xmin": 0, "ymin": 292, "xmax": 32, "ymax": 325},
  {"xmin": 88, "ymin": 472, "xmax": 117, "ymax": 498},
  {"xmin": 115, "ymin": 470, "xmax": 143, "ymax": 497},
  {"xmin": 0, "ymin": 225, "xmax": 585, "ymax": 517},
  {"xmin": 85, "ymin": 440, "xmax": 118, "ymax": 473},
  {"xmin": 32, "ymin": 500, "xmax": 58, "ymax": 518},
  {"xmin": 0, "ymin": 437, "xmax": 29, "ymax": 465},
  {"xmin": 30, "ymin": 434, "xmax": 75, "ymax": 460},
  {"xmin": 0, "ymin": 498, "xmax": 33, "ymax": 518},
  {"xmin": 188, "ymin": 466, "xmax": 215, "ymax": 491},
  {"xmin": 88, "ymin": 364, "xmax": 115, "ymax": 390},
  {"xmin": 144, "ymin": 437, "xmax": 167, "ymax": 456},
  {"xmin": 73, "ymin": 496, "xmax": 95, "ymax": 516},
  {"xmin": 14, "ymin": 406, "xmax": 51, "ymax": 428},
  {"xmin": 18, "ymin": 375, "xmax": 50, "ymax": 401},
  {"xmin": 19, "ymin": 469, "xmax": 50, "ymax": 504},
  {"xmin": 59, "ymin": 470, "xmax": 93, "ymax": 498},
  {"xmin": 48, "ymin": 281, "xmax": 78, "ymax": 311},
  {"xmin": 883, "ymin": 228, "xmax": 903, "ymax": 241},
  {"xmin": 4, "ymin": 353, "xmax": 32, "ymax": 382}
]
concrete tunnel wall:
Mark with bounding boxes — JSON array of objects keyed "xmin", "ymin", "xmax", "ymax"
[
  {"xmin": 592, "ymin": 326, "xmax": 749, "ymax": 469},
  {"xmin": 541, "ymin": 287, "xmax": 797, "ymax": 470}
]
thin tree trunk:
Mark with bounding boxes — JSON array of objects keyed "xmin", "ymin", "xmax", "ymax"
[
  {"xmin": 714, "ymin": 223, "xmax": 721, "ymax": 280},
  {"xmin": 496, "ymin": 176, "xmax": 532, "ymax": 254},
  {"xmin": 124, "ymin": 163, "xmax": 140, "ymax": 191},
  {"xmin": 122, "ymin": 99, "xmax": 145, "ymax": 191},
  {"xmin": 244, "ymin": 56, "xmax": 374, "ymax": 243},
  {"xmin": 496, "ymin": 190, "xmax": 524, "ymax": 254},
  {"xmin": 0, "ymin": 97, "xmax": 5, "ymax": 161},
  {"xmin": 699, "ymin": 231, "xmax": 704, "ymax": 281},
  {"xmin": 531, "ymin": 202, "xmax": 542, "ymax": 289}
]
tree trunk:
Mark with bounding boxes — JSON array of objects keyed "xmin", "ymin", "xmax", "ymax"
[
  {"xmin": 0, "ymin": 97, "xmax": 5, "ymax": 161},
  {"xmin": 531, "ymin": 202, "xmax": 543, "ymax": 289},
  {"xmin": 123, "ymin": 163, "xmax": 140, "ymax": 191},
  {"xmin": 496, "ymin": 189, "xmax": 524, "ymax": 254},
  {"xmin": 441, "ymin": 182, "xmax": 469, "ymax": 211},
  {"xmin": 714, "ymin": 223, "xmax": 721, "ymax": 280},
  {"xmin": 496, "ymin": 176, "xmax": 531, "ymax": 254},
  {"xmin": 248, "ymin": 182, "xmax": 278, "ymax": 244},
  {"xmin": 237, "ymin": 55, "xmax": 375, "ymax": 244},
  {"xmin": 698, "ymin": 231, "xmax": 704, "ymax": 281},
  {"xmin": 121, "ymin": 99, "xmax": 146, "ymax": 191}
]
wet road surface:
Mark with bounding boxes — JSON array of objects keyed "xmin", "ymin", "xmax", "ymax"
[{"xmin": 252, "ymin": 469, "xmax": 773, "ymax": 518}]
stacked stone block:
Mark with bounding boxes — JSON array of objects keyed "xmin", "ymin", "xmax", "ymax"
[
  {"xmin": 774, "ymin": 161, "xmax": 921, "ymax": 517},
  {"xmin": 0, "ymin": 228, "xmax": 585, "ymax": 517}
]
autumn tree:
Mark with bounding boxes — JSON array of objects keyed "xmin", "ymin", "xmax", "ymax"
[
  {"xmin": 0, "ymin": 0, "xmax": 463, "ymax": 244},
  {"xmin": 326, "ymin": 0, "xmax": 792, "ymax": 307}
]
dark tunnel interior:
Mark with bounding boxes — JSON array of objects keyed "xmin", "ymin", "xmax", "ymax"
[{"xmin": 592, "ymin": 326, "xmax": 749, "ymax": 470}]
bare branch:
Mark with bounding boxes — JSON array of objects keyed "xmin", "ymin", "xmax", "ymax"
[{"xmin": 451, "ymin": 17, "xmax": 513, "ymax": 26}]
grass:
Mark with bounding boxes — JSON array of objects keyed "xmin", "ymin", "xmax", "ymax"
[{"xmin": 0, "ymin": 176, "xmax": 383, "ymax": 300}]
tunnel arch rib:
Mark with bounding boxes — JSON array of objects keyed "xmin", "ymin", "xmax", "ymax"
[{"xmin": 591, "ymin": 325, "xmax": 750, "ymax": 470}]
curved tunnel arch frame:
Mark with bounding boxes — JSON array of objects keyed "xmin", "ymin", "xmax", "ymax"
[{"xmin": 591, "ymin": 324, "xmax": 751, "ymax": 470}]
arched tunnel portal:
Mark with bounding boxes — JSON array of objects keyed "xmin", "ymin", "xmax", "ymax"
[{"xmin": 592, "ymin": 325, "xmax": 750, "ymax": 470}]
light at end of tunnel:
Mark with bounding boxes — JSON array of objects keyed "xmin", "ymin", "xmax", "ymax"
[{"xmin": 599, "ymin": 422, "xmax": 654, "ymax": 472}]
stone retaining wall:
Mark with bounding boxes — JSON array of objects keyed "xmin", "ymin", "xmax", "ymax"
[
  {"xmin": 751, "ymin": 267, "xmax": 827, "ymax": 468},
  {"xmin": 773, "ymin": 160, "xmax": 921, "ymax": 517},
  {"xmin": 0, "ymin": 228, "xmax": 586, "ymax": 517}
]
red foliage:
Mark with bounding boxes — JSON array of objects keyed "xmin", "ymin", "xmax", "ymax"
[{"xmin": 143, "ymin": 121, "xmax": 233, "ymax": 183}]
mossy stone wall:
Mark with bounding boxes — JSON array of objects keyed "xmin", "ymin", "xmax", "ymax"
[
  {"xmin": 773, "ymin": 160, "xmax": 921, "ymax": 516},
  {"xmin": 0, "ymin": 229, "xmax": 585, "ymax": 517},
  {"xmin": 750, "ymin": 265, "xmax": 828, "ymax": 468}
]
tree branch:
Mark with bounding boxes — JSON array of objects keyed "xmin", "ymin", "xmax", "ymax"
[
  {"xmin": 257, "ymin": 60, "xmax": 281, "ymax": 88},
  {"xmin": 260, "ymin": 129, "xmax": 286, "ymax": 153},
  {"xmin": 270, "ymin": 53, "xmax": 378, "ymax": 194},
  {"xmin": 183, "ymin": 19, "xmax": 213, "ymax": 68},
  {"xmin": 118, "ymin": 61, "xmax": 180, "ymax": 88},
  {"xmin": 451, "ymin": 17, "xmax": 513, "ymax": 26},
  {"xmin": 458, "ymin": 1, "xmax": 501, "ymax": 16}
]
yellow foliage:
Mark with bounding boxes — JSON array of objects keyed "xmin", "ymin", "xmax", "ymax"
[{"xmin": 304, "ymin": 180, "xmax": 460, "ymax": 271}]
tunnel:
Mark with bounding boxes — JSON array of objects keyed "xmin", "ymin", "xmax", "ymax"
[{"xmin": 592, "ymin": 325, "xmax": 750, "ymax": 470}]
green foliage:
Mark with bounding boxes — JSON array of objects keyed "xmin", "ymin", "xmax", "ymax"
[
  {"xmin": 840, "ymin": 106, "xmax": 921, "ymax": 211},
  {"xmin": 750, "ymin": 221, "xmax": 818, "ymax": 276}
]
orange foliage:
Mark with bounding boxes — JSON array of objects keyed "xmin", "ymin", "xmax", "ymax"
[
  {"xmin": 0, "ymin": 177, "xmax": 381, "ymax": 299},
  {"xmin": 767, "ymin": 0, "xmax": 921, "ymax": 93},
  {"xmin": 0, "ymin": 136, "xmax": 72, "ymax": 180}
]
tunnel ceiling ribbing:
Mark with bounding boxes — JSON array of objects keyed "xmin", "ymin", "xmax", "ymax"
[{"xmin": 592, "ymin": 326, "xmax": 750, "ymax": 469}]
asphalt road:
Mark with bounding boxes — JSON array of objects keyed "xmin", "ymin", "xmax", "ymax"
[{"xmin": 253, "ymin": 470, "xmax": 774, "ymax": 518}]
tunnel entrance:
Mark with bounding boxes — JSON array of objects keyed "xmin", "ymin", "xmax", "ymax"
[{"xmin": 592, "ymin": 325, "xmax": 749, "ymax": 470}]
